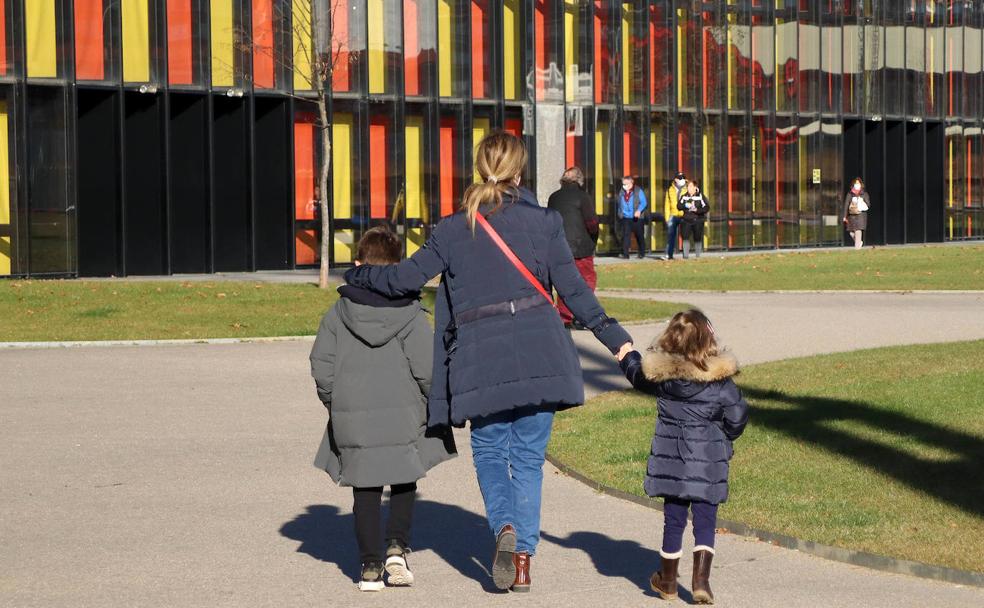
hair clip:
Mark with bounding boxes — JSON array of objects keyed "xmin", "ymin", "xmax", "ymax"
[{"xmin": 487, "ymin": 175, "xmax": 499, "ymax": 184}]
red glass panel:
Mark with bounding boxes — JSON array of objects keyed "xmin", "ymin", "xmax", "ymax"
[
  {"xmin": 440, "ymin": 118, "xmax": 455, "ymax": 216},
  {"xmin": 333, "ymin": 3, "xmax": 351, "ymax": 91},
  {"xmin": 472, "ymin": 1, "xmax": 487, "ymax": 98},
  {"xmin": 405, "ymin": 0, "xmax": 420, "ymax": 95}
]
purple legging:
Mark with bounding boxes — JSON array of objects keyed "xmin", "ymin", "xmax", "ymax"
[{"xmin": 662, "ymin": 497, "xmax": 719, "ymax": 554}]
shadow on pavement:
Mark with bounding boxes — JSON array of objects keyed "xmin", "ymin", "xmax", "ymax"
[
  {"xmin": 540, "ymin": 530, "xmax": 693, "ymax": 601},
  {"xmin": 280, "ymin": 500, "xmax": 503, "ymax": 592},
  {"xmin": 746, "ymin": 387, "xmax": 984, "ymax": 518}
]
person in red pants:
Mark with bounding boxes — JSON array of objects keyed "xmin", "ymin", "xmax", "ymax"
[{"xmin": 547, "ymin": 167, "xmax": 599, "ymax": 329}]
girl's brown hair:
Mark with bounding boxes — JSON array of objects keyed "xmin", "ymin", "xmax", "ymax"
[
  {"xmin": 655, "ymin": 309, "xmax": 719, "ymax": 371},
  {"xmin": 461, "ymin": 131, "xmax": 528, "ymax": 231}
]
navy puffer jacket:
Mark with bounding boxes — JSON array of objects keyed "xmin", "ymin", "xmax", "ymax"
[
  {"xmin": 344, "ymin": 187, "xmax": 632, "ymax": 426},
  {"xmin": 620, "ymin": 349, "xmax": 749, "ymax": 504}
]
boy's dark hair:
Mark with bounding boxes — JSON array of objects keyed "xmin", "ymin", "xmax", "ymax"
[{"xmin": 356, "ymin": 227, "xmax": 402, "ymax": 265}]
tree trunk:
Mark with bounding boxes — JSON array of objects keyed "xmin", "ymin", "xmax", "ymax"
[{"xmin": 318, "ymin": 96, "xmax": 332, "ymax": 289}]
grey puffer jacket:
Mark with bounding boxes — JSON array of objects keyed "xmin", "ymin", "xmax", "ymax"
[
  {"xmin": 620, "ymin": 349, "xmax": 749, "ymax": 504},
  {"xmin": 310, "ymin": 285, "xmax": 456, "ymax": 488}
]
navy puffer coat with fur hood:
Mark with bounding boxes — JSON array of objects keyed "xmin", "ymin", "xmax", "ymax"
[
  {"xmin": 344, "ymin": 187, "xmax": 632, "ymax": 426},
  {"xmin": 620, "ymin": 348, "xmax": 749, "ymax": 504}
]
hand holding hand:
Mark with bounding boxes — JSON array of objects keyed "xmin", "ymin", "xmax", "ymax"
[
  {"xmin": 634, "ymin": 211, "xmax": 641, "ymax": 219},
  {"xmin": 616, "ymin": 342, "xmax": 634, "ymax": 362}
]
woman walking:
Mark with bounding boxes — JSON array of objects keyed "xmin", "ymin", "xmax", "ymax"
[
  {"xmin": 843, "ymin": 177, "xmax": 870, "ymax": 249},
  {"xmin": 343, "ymin": 132, "xmax": 633, "ymax": 593}
]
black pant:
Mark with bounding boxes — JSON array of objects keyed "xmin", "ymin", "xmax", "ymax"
[
  {"xmin": 352, "ymin": 482, "xmax": 417, "ymax": 563},
  {"xmin": 620, "ymin": 217, "xmax": 646, "ymax": 257}
]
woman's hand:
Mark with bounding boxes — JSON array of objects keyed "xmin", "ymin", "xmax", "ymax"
[{"xmin": 616, "ymin": 342, "xmax": 634, "ymax": 361}]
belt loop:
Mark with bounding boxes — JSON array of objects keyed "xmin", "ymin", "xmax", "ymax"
[{"xmin": 510, "ymin": 300, "xmax": 516, "ymax": 315}]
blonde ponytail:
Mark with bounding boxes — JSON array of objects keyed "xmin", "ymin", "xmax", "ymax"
[{"xmin": 461, "ymin": 131, "xmax": 528, "ymax": 232}]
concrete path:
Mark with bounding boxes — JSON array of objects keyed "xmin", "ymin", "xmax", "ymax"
[{"xmin": 2, "ymin": 293, "xmax": 983, "ymax": 607}]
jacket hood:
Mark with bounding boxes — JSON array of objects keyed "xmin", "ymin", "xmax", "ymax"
[
  {"xmin": 641, "ymin": 350, "xmax": 739, "ymax": 383},
  {"xmin": 335, "ymin": 285, "xmax": 420, "ymax": 347}
]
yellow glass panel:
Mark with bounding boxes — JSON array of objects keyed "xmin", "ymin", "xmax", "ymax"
[
  {"xmin": 211, "ymin": 0, "xmax": 235, "ymax": 87},
  {"xmin": 594, "ymin": 122, "xmax": 611, "ymax": 250},
  {"xmin": 0, "ymin": 102, "xmax": 9, "ymax": 275},
  {"xmin": 292, "ymin": 0, "xmax": 314, "ymax": 90},
  {"xmin": 333, "ymin": 113, "xmax": 354, "ymax": 221},
  {"xmin": 368, "ymin": 0, "xmax": 385, "ymax": 93},
  {"xmin": 622, "ymin": 4, "xmax": 631, "ymax": 101},
  {"xmin": 334, "ymin": 229, "xmax": 354, "ymax": 263},
  {"xmin": 122, "ymin": 0, "xmax": 151, "ymax": 82},
  {"xmin": 26, "ymin": 1, "xmax": 58, "ymax": 78},
  {"xmin": 676, "ymin": 8, "xmax": 686, "ymax": 107},
  {"xmin": 407, "ymin": 228, "xmax": 425, "ymax": 256},
  {"xmin": 405, "ymin": 117, "xmax": 425, "ymax": 221},
  {"xmin": 439, "ymin": 0, "xmax": 453, "ymax": 96},
  {"xmin": 472, "ymin": 118, "xmax": 490, "ymax": 183},
  {"xmin": 333, "ymin": 113, "xmax": 354, "ymax": 263},
  {"xmin": 503, "ymin": 0, "xmax": 520, "ymax": 100},
  {"xmin": 727, "ymin": 12, "xmax": 737, "ymax": 109},
  {"xmin": 650, "ymin": 130, "xmax": 658, "ymax": 250},
  {"xmin": 564, "ymin": 0, "xmax": 577, "ymax": 102}
]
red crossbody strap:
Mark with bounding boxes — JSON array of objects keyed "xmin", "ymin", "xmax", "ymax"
[{"xmin": 475, "ymin": 213, "xmax": 555, "ymax": 307}]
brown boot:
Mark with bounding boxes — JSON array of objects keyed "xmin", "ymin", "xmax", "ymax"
[
  {"xmin": 511, "ymin": 552, "xmax": 531, "ymax": 592},
  {"xmin": 649, "ymin": 552, "xmax": 680, "ymax": 600},
  {"xmin": 692, "ymin": 548, "xmax": 715, "ymax": 604},
  {"xmin": 491, "ymin": 524, "xmax": 517, "ymax": 590}
]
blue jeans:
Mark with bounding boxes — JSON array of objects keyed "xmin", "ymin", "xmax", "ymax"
[
  {"xmin": 470, "ymin": 406, "xmax": 556, "ymax": 555},
  {"xmin": 666, "ymin": 216, "xmax": 682, "ymax": 258},
  {"xmin": 662, "ymin": 497, "xmax": 719, "ymax": 555}
]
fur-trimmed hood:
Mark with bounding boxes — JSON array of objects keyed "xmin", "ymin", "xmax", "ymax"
[{"xmin": 642, "ymin": 350, "xmax": 740, "ymax": 384}]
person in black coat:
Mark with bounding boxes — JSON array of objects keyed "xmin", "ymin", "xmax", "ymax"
[
  {"xmin": 344, "ymin": 132, "xmax": 633, "ymax": 592},
  {"xmin": 618, "ymin": 309, "xmax": 749, "ymax": 605},
  {"xmin": 547, "ymin": 166, "xmax": 599, "ymax": 327},
  {"xmin": 677, "ymin": 180, "xmax": 709, "ymax": 259}
]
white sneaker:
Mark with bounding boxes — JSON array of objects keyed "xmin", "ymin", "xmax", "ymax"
[
  {"xmin": 384, "ymin": 541, "xmax": 414, "ymax": 586},
  {"xmin": 358, "ymin": 561, "xmax": 385, "ymax": 592}
]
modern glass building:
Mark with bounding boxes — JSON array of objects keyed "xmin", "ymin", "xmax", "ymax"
[{"xmin": 0, "ymin": 1, "xmax": 982, "ymax": 278}]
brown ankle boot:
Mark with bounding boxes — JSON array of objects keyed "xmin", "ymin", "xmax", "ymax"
[
  {"xmin": 511, "ymin": 552, "xmax": 531, "ymax": 592},
  {"xmin": 491, "ymin": 524, "xmax": 517, "ymax": 590},
  {"xmin": 692, "ymin": 548, "xmax": 715, "ymax": 604},
  {"xmin": 649, "ymin": 553, "xmax": 680, "ymax": 600}
]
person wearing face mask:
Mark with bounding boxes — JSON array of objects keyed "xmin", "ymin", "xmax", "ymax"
[
  {"xmin": 842, "ymin": 177, "xmax": 870, "ymax": 249},
  {"xmin": 663, "ymin": 172, "xmax": 687, "ymax": 260},
  {"xmin": 618, "ymin": 175, "xmax": 649, "ymax": 259}
]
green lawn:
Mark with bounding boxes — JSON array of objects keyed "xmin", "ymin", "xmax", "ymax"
[
  {"xmin": 0, "ymin": 280, "xmax": 683, "ymax": 342},
  {"xmin": 596, "ymin": 244, "xmax": 984, "ymax": 291},
  {"xmin": 549, "ymin": 340, "xmax": 984, "ymax": 572}
]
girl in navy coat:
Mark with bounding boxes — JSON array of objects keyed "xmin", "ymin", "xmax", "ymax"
[{"xmin": 619, "ymin": 309, "xmax": 749, "ymax": 604}]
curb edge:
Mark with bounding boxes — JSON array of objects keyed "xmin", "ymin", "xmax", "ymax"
[{"xmin": 544, "ymin": 454, "xmax": 984, "ymax": 589}]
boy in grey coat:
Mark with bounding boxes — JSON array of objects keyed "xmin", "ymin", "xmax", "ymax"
[{"xmin": 310, "ymin": 227, "xmax": 456, "ymax": 591}]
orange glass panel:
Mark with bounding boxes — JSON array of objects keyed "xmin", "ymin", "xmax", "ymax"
[
  {"xmin": 167, "ymin": 0, "xmax": 194, "ymax": 84},
  {"xmin": 472, "ymin": 1, "xmax": 486, "ymax": 98},
  {"xmin": 294, "ymin": 116, "xmax": 318, "ymax": 266},
  {"xmin": 0, "ymin": 0, "xmax": 6, "ymax": 74},
  {"xmin": 440, "ymin": 118, "xmax": 455, "ymax": 216},
  {"xmin": 332, "ymin": 2, "xmax": 350, "ymax": 91},
  {"xmin": 369, "ymin": 118, "xmax": 388, "ymax": 219},
  {"xmin": 253, "ymin": 0, "xmax": 275, "ymax": 88},
  {"xmin": 405, "ymin": 0, "xmax": 420, "ymax": 95},
  {"xmin": 75, "ymin": 0, "xmax": 105, "ymax": 80}
]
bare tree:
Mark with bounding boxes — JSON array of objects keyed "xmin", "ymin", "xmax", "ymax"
[{"xmin": 236, "ymin": 0, "xmax": 347, "ymax": 288}]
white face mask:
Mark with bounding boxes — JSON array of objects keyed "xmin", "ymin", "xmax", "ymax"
[
  {"xmin": 623, "ymin": 184, "xmax": 632, "ymax": 192},
  {"xmin": 675, "ymin": 179, "xmax": 686, "ymax": 187}
]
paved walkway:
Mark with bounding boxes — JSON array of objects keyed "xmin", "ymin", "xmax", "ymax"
[{"xmin": 2, "ymin": 292, "xmax": 983, "ymax": 607}]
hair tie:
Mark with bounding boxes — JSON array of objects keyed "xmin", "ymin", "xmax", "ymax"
[{"xmin": 487, "ymin": 175, "xmax": 499, "ymax": 185}]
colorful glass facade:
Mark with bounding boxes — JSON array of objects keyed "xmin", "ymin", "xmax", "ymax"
[{"xmin": 0, "ymin": 1, "xmax": 982, "ymax": 277}]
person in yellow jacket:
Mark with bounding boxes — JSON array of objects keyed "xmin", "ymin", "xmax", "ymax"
[{"xmin": 663, "ymin": 172, "xmax": 687, "ymax": 260}]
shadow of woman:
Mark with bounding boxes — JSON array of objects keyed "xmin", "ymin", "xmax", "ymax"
[
  {"xmin": 280, "ymin": 499, "xmax": 504, "ymax": 593},
  {"xmin": 540, "ymin": 530, "xmax": 694, "ymax": 602}
]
